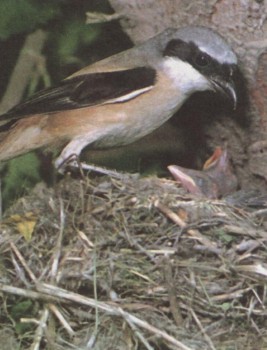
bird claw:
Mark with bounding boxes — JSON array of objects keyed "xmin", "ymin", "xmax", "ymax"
[{"xmin": 55, "ymin": 154, "xmax": 82, "ymax": 175}]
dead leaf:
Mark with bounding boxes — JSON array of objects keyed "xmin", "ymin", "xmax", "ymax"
[{"xmin": 3, "ymin": 212, "xmax": 37, "ymax": 241}]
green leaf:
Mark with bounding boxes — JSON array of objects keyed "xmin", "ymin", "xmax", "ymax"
[
  {"xmin": 215, "ymin": 229, "xmax": 235, "ymax": 243},
  {"xmin": 0, "ymin": 0, "xmax": 59, "ymax": 39},
  {"xmin": 220, "ymin": 302, "xmax": 232, "ymax": 312},
  {"xmin": 2, "ymin": 153, "xmax": 41, "ymax": 209},
  {"xmin": 11, "ymin": 300, "xmax": 33, "ymax": 319},
  {"xmin": 11, "ymin": 299, "xmax": 35, "ymax": 335},
  {"xmin": 57, "ymin": 20, "xmax": 100, "ymax": 62}
]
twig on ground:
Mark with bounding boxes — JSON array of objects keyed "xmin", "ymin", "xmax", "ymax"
[
  {"xmin": 154, "ymin": 200, "xmax": 220, "ymax": 254},
  {"xmin": 163, "ymin": 258, "xmax": 183, "ymax": 326},
  {"xmin": 190, "ymin": 308, "xmax": 216, "ymax": 350},
  {"xmin": 30, "ymin": 308, "xmax": 49, "ymax": 350},
  {"xmin": 0, "ymin": 282, "xmax": 193, "ymax": 350},
  {"xmin": 50, "ymin": 198, "xmax": 65, "ymax": 283},
  {"xmin": 10, "ymin": 242, "xmax": 37, "ymax": 283},
  {"xmin": 48, "ymin": 303, "xmax": 75, "ymax": 337},
  {"xmin": 120, "ymin": 309, "xmax": 155, "ymax": 350}
]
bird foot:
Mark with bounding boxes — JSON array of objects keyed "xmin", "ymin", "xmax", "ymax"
[{"xmin": 55, "ymin": 154, "xmax": 80, "ymax": 175}]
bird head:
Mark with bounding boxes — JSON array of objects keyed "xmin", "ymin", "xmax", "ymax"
[{"xmin": 161, "ymin": 26, "xmax": 238, "ymax": 109}]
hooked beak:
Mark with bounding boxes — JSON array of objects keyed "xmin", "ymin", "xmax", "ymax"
[{"xmin": 210, "ymin": 76, "xmax": 237, "ymax": 110}]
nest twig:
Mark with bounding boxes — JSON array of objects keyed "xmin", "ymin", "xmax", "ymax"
[{"xmin": 0, "ymin": 174, "xmax": 266, "ymax": 349}]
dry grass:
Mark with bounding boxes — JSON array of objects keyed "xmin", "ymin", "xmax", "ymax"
[{"xmin": 0, "ymin": 173, "xmax": 267, "ymax": 350}]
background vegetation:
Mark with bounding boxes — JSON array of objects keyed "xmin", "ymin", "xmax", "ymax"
[{"xmin": 0, "ymin": 0, "xmax": 131, "ymax": 209}]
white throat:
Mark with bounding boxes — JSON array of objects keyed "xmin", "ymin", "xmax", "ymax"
[{"xmin": 161, "ymin": 57, "xmax": 212, "ymax": 95}]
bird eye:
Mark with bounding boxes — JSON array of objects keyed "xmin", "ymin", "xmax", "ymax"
[{"xmin": 195, "ymin": 53, "xmax": 211, "ymax": 67}]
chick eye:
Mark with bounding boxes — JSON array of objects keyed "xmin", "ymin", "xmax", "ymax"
[{"xmin": 195, "ymin": 53, "xmax": 211, "ymax": 67}]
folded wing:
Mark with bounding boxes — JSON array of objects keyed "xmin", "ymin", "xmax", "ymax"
[{"xmin": 0, "ymin": 66, "xmax": 156, "ymax": 122}]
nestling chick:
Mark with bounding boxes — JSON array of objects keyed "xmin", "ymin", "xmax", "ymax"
[{"xmin": 168, "ymin": 147, "xmax": 238, "ymax": 198}]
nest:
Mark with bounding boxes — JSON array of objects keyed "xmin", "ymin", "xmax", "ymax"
[{"xmin": 0, "ymin": 173, "xmax": 267, "ymax": 350}]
